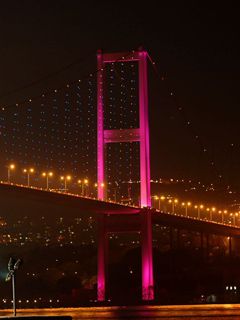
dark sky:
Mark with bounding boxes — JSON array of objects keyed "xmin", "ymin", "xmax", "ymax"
[{"xmin": 0, "ymin": 1, "xmax": 239, "ymax": 194}]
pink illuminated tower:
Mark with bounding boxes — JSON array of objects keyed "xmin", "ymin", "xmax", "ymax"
[
  {"xmin": 97, "ymin": 49, "xmax": 153, "ymax": 301},
  {"xmin": 97, "ymin": 49, "xmax": 151, "ymax": 207}
]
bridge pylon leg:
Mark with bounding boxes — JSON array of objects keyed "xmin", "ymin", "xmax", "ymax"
[
  {"xmin": 97, "ymin": 214, "xmax": 108, "ymax": 301},
  {"xmin": 141, "ymin": 210, "xmax": 154, "ymax": 300}
]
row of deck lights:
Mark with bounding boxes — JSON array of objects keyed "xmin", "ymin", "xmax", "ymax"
[
  {"xmin": 6, "ymin": 163, "xmax": 105, "ymax": 194},
  {"xmin": 153, "ymin": 195, "xmax": 239, "ymax": 225},
  {"xmin": 6, "ymin": 164, "xmax": 239, "ymax": 225}
]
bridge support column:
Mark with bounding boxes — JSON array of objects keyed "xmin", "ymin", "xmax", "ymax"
[
  {"xmin": 97, "ymin": 215, "xmax": 108, "ymax": 301},
  {"xmin": 141, "ymin": 210, "xmax": 154, "ymax": 300}
]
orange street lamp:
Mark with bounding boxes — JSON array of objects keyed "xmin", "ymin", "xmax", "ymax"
[
  {"xmin": 222, "ymin": 210, "xmax": 228, "ymax": 223},
  {"xmin": 94, "ymin": 183, "xmax": 98, "ymax": 199},
  {"xmin": 77, "ymin": 180, "xmax": 83, "ymax": 196},
  {"xmin": 153, "ymin": 195, "xmax": 159, "ymax": 209},
  {"xmin": 182, "ymin": 201, "xmax": 191, "ymax": 216},
  {"xmin": 83, "ymin": 178, "xmax": 89, "ymax": 196},
  {"xmin": 210, "ymin": 207, "xmax": 216, "ymax": 221},
  {"xmin": 168, "ymin": 198, "xmax": 178, "ymax": 213},
  {"xmin": 7, "ymin": 164, "xmax": 15, "ymax": 183},
  {"xmin": 230, "ymin": 212, "xmax": 238, "ymax": 226},
  {"xmin": 198, "ymin": 204, "xmax": 204, "ymax": 219},
  {"xmin": 155, "ymin": 195, "xmax": 165, "ymax": 211},
  {"xmin": 218, "ymin": 210, "xmax": 223, "ymax": 223},
  {"xmin": 60, "ymin": 175, "xmax": 71, "ymax": 191},
  {"xmin": 42, "ymin": 172, "xmax": 53, "ymax": 190},
  {"xmin": 23, "ymin": 168, "xmax": 34, "ymax": 187}
]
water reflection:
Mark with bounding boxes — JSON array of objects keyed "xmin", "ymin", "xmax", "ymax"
[{"xmin": 1, "ymin": 305, "xmax": 240, "ymax": 319}]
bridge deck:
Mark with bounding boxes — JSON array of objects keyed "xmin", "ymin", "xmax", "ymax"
[{"xmin": 0, "ymin": 183, "xmax": 240, "ymax": 237}]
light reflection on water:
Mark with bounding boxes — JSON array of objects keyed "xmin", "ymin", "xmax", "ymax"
[{"xmin": 1, "ymin": 305, "xmax": 240, "ymax": 319}]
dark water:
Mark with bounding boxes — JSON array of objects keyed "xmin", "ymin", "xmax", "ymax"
[{"xmin": 1, "ymin": 305, "xmax": 240, "ymax": 319}]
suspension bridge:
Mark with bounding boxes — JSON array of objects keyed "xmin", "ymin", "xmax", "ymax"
[{"xmin": 0, "ymin": 49, "xmax": 239, "ymax": 303}]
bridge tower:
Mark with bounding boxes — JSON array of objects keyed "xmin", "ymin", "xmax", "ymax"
[{"xmin": 97, "ymin": 49, "xmax": 153, "ymax": 301}]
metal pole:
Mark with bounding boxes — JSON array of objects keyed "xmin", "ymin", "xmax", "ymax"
[
  {"xmin": 46, "ymin": 176, "xmax": 49, "ymax": 190},
  {"xmin": 8, "ymin": 168, "xmax": 10, "ymax": 183},
  {"xmin": 27, "ymin": 173, "xmax": 30, "ymax": 187},
  {"xmin": 64, "ymin": 179, "xmax": 67, "ymax": 191},
  {"xmin": 12, "ymin": 273, "xmax": 16, "ymax": 316}
]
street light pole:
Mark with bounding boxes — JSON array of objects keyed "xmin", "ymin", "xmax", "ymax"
[
  {"xmin": 235, "ymin": 213, "xmax": 238, "ymax": 226},
  {"xmin": 182, "ymin": 202, "xmax": 191, "ymax": 216},
  {"xmin": 198, "ymin": 205, "xmax": 204, "ymax": 219},
  {"xmin": 232, "ymin": 213, "xmax": 238, "ymax": 226},
  {"xmin": 78, "ymin": 180, "xmax": 83, "ymax": 196},
  {"xmin": 153, "ymin": 196, "xmax": 159, "ymax": 209},
  {"xmin": 23, "ymin": 168, "xmax": 34, "ymax": 187},
  {"xmin": 5, "ymin": 257, "xmax": 22, "ymax": 317},
  {"xmin": 83, "ymin": 179, "xmax": 89, "ymax": 196},
  {"xmin": 194, "ymin": 205, "xmax": 199, "ymax": 218},
  {"xmin": 218, "ymin": 211, "xmax": 223, "ymax": 223},
  {"xmin": 114, "ymin": 181, "xmax": 119, "ymax": 202},
  {"xmin": 7, "ymin": 164, "xmax": 15, "ymax": 183},
  {"xmin": 60, "ymin": 175, "xmax": 71, "ymax": 191},
  {"xmin": 12, "ymin": 273, "xmax": 16, "ymax": 316},
  {"xmin": 61, "ymin": 176, "xmax": 66, "ymax": 190},
  {"xmin": 158, "ymin": 196, "xmax": 165, "ymax": 211},
  {"xmin": 168, "ymin": 199, "xmax": 178, "ymax": 213},
  {"xmin": 223, "ymin": 210, "xmax": 228, "ymax": 223},
  {"xmin": 42, "ymin": 172, "xmax": 53, "ymax": 190},
  {"xmin": 173, "ymin": 199, "xmax": 178, "ymax": 213},
  {"xmin": 210, "ymin": 207, "xmax": 216, "ymax": 221}
]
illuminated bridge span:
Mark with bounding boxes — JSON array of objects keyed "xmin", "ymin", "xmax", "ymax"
[
  {"xmin": 1, "ymin": 182, "xmax": 240, "ymax": 302},
  {"xmin": 0, "ymin": 49, "xmax": 236, "ymax": 303}
]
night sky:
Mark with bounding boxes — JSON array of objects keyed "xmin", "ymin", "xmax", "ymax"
[{"xmin": 0, "ymin": 2, "xmax": 239, "ymax": 198}]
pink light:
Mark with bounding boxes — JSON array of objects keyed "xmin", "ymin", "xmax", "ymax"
[
  {"xmin": 97, "ymin": 50, "xmax": 105, "ymax": 201},
  {"xmin": 96, "ymin": 49, "xmax": 154, "ymax": 301},
  {"xmin": 97, "ymin": 279, "xmax": 105, "ymax": 302},
  {"xmin": 97, "ymin": 215, "xmax": 107, "ymax": 301},
  {"xmin": 141, "ymin": 210, "xmax": 154, "ymax": 300},
  {"xmin": 139, "ymin": 50, "xmax": 151, "ymax": 208}
]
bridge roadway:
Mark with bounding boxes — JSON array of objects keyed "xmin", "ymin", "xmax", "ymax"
[{"xmin": 0, "ymin": 182, "xmax": 240, "ymax": 238}]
